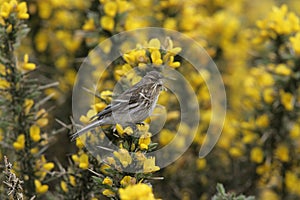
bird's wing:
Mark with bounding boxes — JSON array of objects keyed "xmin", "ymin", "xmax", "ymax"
[
  {"xmin": 90, "ymin": 84, "xmax": 146, "ymax": 120},
  {"xmin": 91, "ymin": 88, "xmax": 138, "ymax": 120}
]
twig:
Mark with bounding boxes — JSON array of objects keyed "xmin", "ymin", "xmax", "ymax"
[{"xmin": 38, "ymin": 81, "xmax": 59, "ymax": 90}]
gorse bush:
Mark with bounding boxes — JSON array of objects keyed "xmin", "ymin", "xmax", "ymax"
[
  {"xmin": 0, "ymin": 1, "xmax": 55, "ymax": 198},
  {"xmin": 1, "ymin": 0, "xmax": 300, "ymax": 200}
]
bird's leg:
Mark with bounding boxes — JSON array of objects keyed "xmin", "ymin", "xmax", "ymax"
[
  {"xmin": 136, "ymin": 122, "xmax": 145, "ymax": 126},
  {"xmin": 128, "ymin": 122, "xmax": 139, "ymax": 132}
]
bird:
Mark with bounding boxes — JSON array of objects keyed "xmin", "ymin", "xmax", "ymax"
[{"xmin": 70, "ymin": 70, "xmax": 165, "ymax": 141}]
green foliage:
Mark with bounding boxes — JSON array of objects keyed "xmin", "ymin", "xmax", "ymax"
[{"xmin": 212, "ymin": 184, "xmax": 255, "ymax": 200}]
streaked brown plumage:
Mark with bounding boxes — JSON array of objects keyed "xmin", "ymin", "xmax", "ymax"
[{"xmin": 70, "ymin": 71, "xmax": 164, "ymax": 141}]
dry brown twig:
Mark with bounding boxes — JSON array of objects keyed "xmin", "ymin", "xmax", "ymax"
[{"xmin": 3, "ymin": 156, "xmax": 24, "ymax": 200}]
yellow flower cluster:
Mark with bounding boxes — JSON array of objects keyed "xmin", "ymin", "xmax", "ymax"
[
  {"xmin": 0, "ymin": 0, "xmax": 29, "ymax": 20},
  {"xmin": 72, "ymin": 151, "xmax": 89, "ymax": 169},
  {"xmin": 254, "ymin": 4, "xmax": 300, "ymax": 44},
  {"xmin": 119, "ymin": 183, "xmax": 156, "ymax": 200},
  {"xmin": 290, "ymin": 32, "xmax": 300, "ymax": 55},
  {"xmin": 121, "ymin": 38, "xmax": 181, "ymax": 71}
]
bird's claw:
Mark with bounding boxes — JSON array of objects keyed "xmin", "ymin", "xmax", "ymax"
[{"xmin": 136, "ymin": 122, "xmax": 145, "ymax": 126}]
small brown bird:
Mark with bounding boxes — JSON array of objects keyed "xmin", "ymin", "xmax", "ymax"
[{"xmin": 70, "ymin": 71, "xmax": 164, "ymax": 141}]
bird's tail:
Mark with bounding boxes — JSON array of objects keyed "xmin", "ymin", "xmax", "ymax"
[{"xmin": 70, "ymin": 120, "xmax": 102, "ymax": 142}]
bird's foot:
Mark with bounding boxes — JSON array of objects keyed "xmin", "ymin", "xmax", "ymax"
[{"xmin": 136, "ymin": 122, "xmax": 145, "ymax": 126}]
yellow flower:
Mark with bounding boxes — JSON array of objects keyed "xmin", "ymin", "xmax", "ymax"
[
  {"xmin": 123, "ymin": 52, "xmax": 136, "ymax": 65},
  {"xmin": 143, "ymin": 157, "xmax": 160, "ymax": 173},
  {"xmin": 290, "ymin": 123, "xmax": 300, "ymax": 139},
  {"xmin": 76, "ymin": 137, "xmax": 85, "ymax": 149},
  {"xmin": 164, "ymin": 37, "xmax": 182, "ymax": 55},
  {"xmin": 106, "ymin": 156, "xmax": 116, "ymax": 166},
  {"xmin": 250, "ymin": 147, "xmax": 264, "ymax": 163},
  {"xmin": 115, "ymin": 124, "xmax": 123, "ymax": 134},
  {"xmin": 13, "ymin": 134, "xmax": 25, "ymax": 150},
  {"xmin": 116, "ymin": 124, "xmax": 133, "ymax": 136},
  {"xmin": 35, "ymin": 155, "xmax": 54, "ymax": 179},
  {"xmin": 138, "ymin": 132, "xmax": 152, "ymax": 150},
  {"xmin": 229, "ymin": 147, "xmax": 243, "ymax": 158},
  {"xmin": 103, "ymin": 189, "xmax": 115, "ymax": 197},
  {"xmin": 79, "ymin": 115, "xmax": 90, "ymax": 124},
  {"xmin": 55, "ymin": 56, "xmax": 68, "ymax": 69},
  {"xmin": 290, "ymin": 32, "xmax": 300, "ymax": 55},
  {"xmin": 35, "ymin": 30, "xmax": 49, "ymax": 52},
  {"xmin": 0, "ymin": 79, "xmax": 10, "ymax": 89},
  {"xmin": 285, "ymin": 171, "xmax": 300, "ymax": 194},
  {"xmin": 135, "ymin": 151, "xmax": 146, "ymax": 163},
  {"xmin": 6, "ymin": 24, "xmax": 12, "ymax": 33},
  {"xmin": 72, "ymin": 153, "xmax": 79, "ymax": 163},
  {"xmin": 60, "ymin": 181, "xmax": 68, "ymax": 192},
  {"xmin": 163, "ymin": 18, "xmax": 177, "ymax": 30},
  {"xmin": 134, "ymin": 49, "xmax": 148, "ymax": 64},
  {"xmin": 82, "ymin": 18, "xmax": 95, "ymax": 31},
  {"xmin": 36, "ymin": 118, "xmax": 48, "ymax": 127},
  {"xmin": 0, "ymin": 64, "xmax": 6, "ymax": 76},
  {"xmin": 275, "ymin": 144, "xmax": 289, "ymax": 162},
  {"xmin": 259, "ymin": 189, "xmax": 279, "ymax": 200},
  {"xmin": 69, "ymin": 175, "xmax": 76, "ymax": 187},
  {"xmin": 37, "ymin": 109, "xmax": 48, "ymax": 122},
  {"xmin": 120, "ymin": 176, "xmax": 136, "ymax": 187},
  {"xmin": 17, "ymin": 2, "xmax": 29, "ymax": 19},
  {"xmin": 86, "ymin": 109, "xmax": 97, "ymax": 119},
  {"xmin": 123, "ymin": 49, "xmax": 148, "ymax": 65},
  {"xmin": 119, "ymin": 183, "xmax": 155, "ymax": 200},
  {"xmin": 256, "ymin": 114, "xmax": 269, "ymax": 128},
  {"xmin": 0, "ymin": 128, "xmax": 3, "ymax": 141},
  {"xmin": 116, "ymin": 0, "xmax": 131, "ymax": 13},
  {"xmin": 0, "ymin": 2, "xmax": 11, "ymax": 18},
  {"xmin": 167, "ymin": 56, "xmax": 180, "ymax": 68},
  {"xmin": 124, "ymin": 15, "xmax": 148, "ymax": 31},
  {"xmin": 196, "ymin": 159, "xmax": 207, "ymax": 170},
  {"xmin": 275, "ymin": 64, "xmax": 291, "ymax": 76},
  {"xmin": 102, "ymin": 177, "xmax": 113, "ymax": 186},
  {"xmin": 22, "ymin": 54, "xmax": 36, "ymax": 71},
  {"xmin": 263, "ymin": 88, "xmax": 275, "ymax": 104},
  {"xmin": 151, "ymin": 50, "xmax": 163, "ymax": 65},
  {"xmin": 114, "ymin": 149, "xmax": 132, "ymax": 167},
  {"xmin": 100, "ymin": 16, "xmax": 115, "ymax": 32},
  {"xmin": 30, "ymin": 125, "xmax": 41, "ymax": 142},
  {"xmin": 242, "ymin": 130, "xmax": 258, "ymax": 144},
  {"xmin": 100, "ymin": 164, "xmax": 111, "ymax": 174},
  {"xmin": 23, "ymin": 99, "xmax": 34, "ymax": 115},
  {"xmin": 258, "ymin": 73, "xmax": 274, "ymax": 87},
  {"xmin": 79, "ymin": 153, "xmax": 89, "ymax": 169},
  {"xmin": 280, "ymin": 90, "xmax": 294, "ymax": 111},
  {"xmin": 100, "ymin": 90, "xmax": 113, "ymax": 101},
  {"xmin": 30, "ymin": 147, "xmax": 39, "ymax": 154},
  {"xmin": 167, "ymin": 110, "xmax": 180, "ymax": 121},
  {"xmin": 104, "ymin": 1, "xmax": 118, "ymax": 17},
  {"xmin": 43, "ymin": 162, "xmax": 54, "ymax": 171},
  {"xmin": 34, "ymin": 179, "xmax": 48, "ymax": 194},
  {"xmin": 93, "ymin": 102, "xmax": 107, "ymax": 112},
  {"xmin": 256, "ymin": 162, "xmax": 271, "ymax": 175},
  {"xmin": 114, "ymin": 64, "xmax": 132, "ymax": 79},
  {"xmin": 148, "ymin": 38, "xmax": 161, "ymax": 52}
]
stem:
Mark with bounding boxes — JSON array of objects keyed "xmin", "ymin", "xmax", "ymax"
[{"xmin": 2, "ymin": 23, "xmax": 35, "ymax": 197}]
